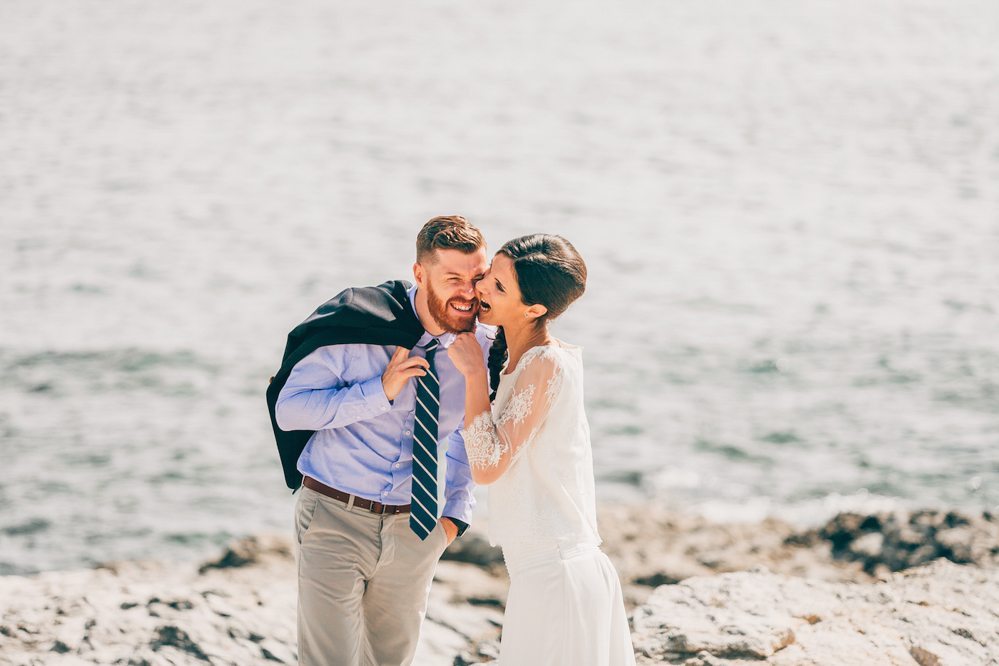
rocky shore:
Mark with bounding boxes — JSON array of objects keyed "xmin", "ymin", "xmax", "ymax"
[{"xmin": 1, "ymin": 508, "xmax": 996, "ymax": 665}]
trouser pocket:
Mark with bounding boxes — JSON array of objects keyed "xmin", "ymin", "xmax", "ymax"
[{"xmin": 294, "ymin": 487, "xmax": 321, "ymax": 545}]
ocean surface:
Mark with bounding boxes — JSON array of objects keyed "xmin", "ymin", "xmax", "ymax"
[{"xmin": 1, "ymin": 0, "xmax": 997, "ymax": 574}]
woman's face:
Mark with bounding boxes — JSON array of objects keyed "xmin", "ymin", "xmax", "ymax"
[{"xmin": 475, "ymin": 253, "xmax": 527, "ymax": 327}]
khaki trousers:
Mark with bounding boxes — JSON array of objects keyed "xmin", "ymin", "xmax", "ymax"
[{"xmin": 294, "ymin": 485, "xmax": 449, "ymax": 666}]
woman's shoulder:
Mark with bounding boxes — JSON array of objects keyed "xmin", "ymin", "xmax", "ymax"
[{"xmin": 517, "ymin": 339, "xmax": 582, "ymax": 374}]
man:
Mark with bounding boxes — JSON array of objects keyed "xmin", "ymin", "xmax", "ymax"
[{"xmin": 267, "ymin": 216, "xmax": 492, "ymax": 665}]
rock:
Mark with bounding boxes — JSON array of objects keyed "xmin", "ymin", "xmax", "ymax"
[
  {"xmin": 198, "ymin": 534, "xmax": 293, "ymax": 574},
  {"xmin": 849, "ymin": 531, "xmax": 884, "ymax": 559},
  {"xmin": 1, "ymin": 507, "xmax": 996, "ymax": 664},
  {"xmin": 49, "ymin": 639, "xmax": 71, "ymax": 654},
  {"xmin": 0, "ymin": 540, "xmax": 479, "ymax": 665},
  {"xmin": 440, "ymin": 531, "xmax": 504, "ymax": 569},
  {"xmin": 681, "ymin": 651, "xmax": 731, "ymax": 666},
  {"xmin": 598, "ymin": 506, "xmax": 874, "ymax": 611},
  {"xmin": 791, "ymin": 509, "xmax": 999, "ymax": 574},
  {"xmin": 258, "ymin": 638, "xmax": 296, "ymax": 663},
  {"xmin": 151, "ymin": 625, "xmax": 211, "ymax": 661},
  {"xmin": 420, "ymin": 561, "xmax": 507, "ymax": 664},
  {"xmin": 433, "ymin": 560, "xmax": 508, "ymax": 608},
  {"xmin": 631, "ymin": 566, "xmax": 799, "ymax": 660},
  {"xmin": 632, "ymin": 559, "xmax": 999, "ymax": 665},
  {"xmin": 454, "ymin": 639, "xmax": 501, "ymax": 665}
]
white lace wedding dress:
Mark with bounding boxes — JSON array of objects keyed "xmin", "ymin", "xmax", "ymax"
[{"xmin": 462, "ymin": 341, "xmax": 636, "ymax": 665}]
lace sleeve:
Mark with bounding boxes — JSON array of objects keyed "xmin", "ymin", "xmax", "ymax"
[{"xmin": 462, "ymin": 347, "xmax": 564, "ymax": 476}]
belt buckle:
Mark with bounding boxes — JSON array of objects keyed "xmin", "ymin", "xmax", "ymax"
[{"xmin": 371, "ymin": 501, "xmax": 385, "ymax": 515}]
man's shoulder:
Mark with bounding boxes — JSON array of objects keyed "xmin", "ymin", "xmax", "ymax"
[
  {"xmin": 313, "ymin": 280, "xmax": 412, "ymax": 319},
  {"xmin": 278, "ymin": 279, "xmax": 422, "ymax": 364}
]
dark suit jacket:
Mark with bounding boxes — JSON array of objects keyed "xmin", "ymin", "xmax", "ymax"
[{"xmin": 265, "ymin": 280, "xmax": 425, "ymax": 490}]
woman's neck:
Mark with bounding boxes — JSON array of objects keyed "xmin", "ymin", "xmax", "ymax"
[{"xmin": 502, "ymin": 320, "xmax": 552, "ymax": 374}]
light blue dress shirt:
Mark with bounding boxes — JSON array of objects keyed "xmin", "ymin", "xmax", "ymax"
[{"xmin": 274, "ymin": 285, "xmax": 491, "ymax": 526}]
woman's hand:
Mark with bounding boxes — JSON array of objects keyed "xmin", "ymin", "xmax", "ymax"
[{"xmin": 448, "ymin": 332, "xmax": 487, "ymax": 379}]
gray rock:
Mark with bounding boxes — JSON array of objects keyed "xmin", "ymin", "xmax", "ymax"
[
  {"xmin": 440, "ymin": 532, "xmax": 504, "ymax": 569},
  {"xmin": 850, "ymin": 531, "xmax": 884, "ymax": 559},
  {"xmin": 795, "ymin": 509, "xmax": 999, "ymax": 574},
  {"xmin": 2, "ymin": 509, "xmax": 996, "ymax": 665},
  {"xmin": 198, "ymin": 535, "xmax": 294, "ymax": 574},
  {"xmin": 632, "ymin": 560, "xmax": 999, "ymax": 665}
]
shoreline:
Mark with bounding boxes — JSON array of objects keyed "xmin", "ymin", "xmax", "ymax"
[{"xmin": 1, "ymin": 506, "xmax": 996, "ymax": 665}]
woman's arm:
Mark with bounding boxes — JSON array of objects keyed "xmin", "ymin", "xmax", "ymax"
[
  {"xmin": 450, "ymin": 334, "xmax": 562, "ymax": 485},
  {"xmin": 461, "ymin": 364, "xmax": 504, "ymax": 483}
]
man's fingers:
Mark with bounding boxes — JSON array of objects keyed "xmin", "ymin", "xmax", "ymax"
[
  {"xmin": 385, "ymin": 348, "xmax": 430, "ymax": 389},
  {"xmin": 386, "ymin": 347, "xmax": 413, "ymax": 371},
  {"xmin": 396, "ymin": 356, "xmax": 430, "ymax": 370}
]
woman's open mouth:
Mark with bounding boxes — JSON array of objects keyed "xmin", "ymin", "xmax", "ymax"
[{"xmin": 479, "ymin": 300, "xmax": 491, "ymax": 313}]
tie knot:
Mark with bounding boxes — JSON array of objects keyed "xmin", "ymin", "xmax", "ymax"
[{"xmin": 424, "ymin": 338, "xmax": 440, "ymax": 353}]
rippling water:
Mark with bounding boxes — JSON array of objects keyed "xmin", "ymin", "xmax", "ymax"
[{"xmin": 2, "ymin": 0, "xmax": 998, "ymax": 574}]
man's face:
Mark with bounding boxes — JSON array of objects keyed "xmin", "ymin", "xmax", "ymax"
[{"xmin": 415, "ymin": 248, "xmax": 489, "ymax": 333}]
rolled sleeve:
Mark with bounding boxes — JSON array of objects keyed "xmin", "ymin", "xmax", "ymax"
[{"xmin": 442, "ymin": 429, "xmax": 476, "ymax": 527}]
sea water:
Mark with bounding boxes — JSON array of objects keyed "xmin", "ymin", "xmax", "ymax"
[{"xmin": 1, "ymin": 0, "xmax": 997, "ymax": 573}]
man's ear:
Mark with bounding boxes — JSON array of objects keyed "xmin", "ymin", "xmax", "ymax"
[{"xmin": 413, "ymin": 262, "xmax": 424, "ymax": 287}]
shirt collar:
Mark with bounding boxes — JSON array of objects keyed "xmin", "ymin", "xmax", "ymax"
[{"xmin": 407, "ymin": 284, "xmax": 457, "ymax": 349}]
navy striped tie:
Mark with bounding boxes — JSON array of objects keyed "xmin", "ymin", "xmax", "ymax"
[{"xmin": 410, "ymin": 338, "xmax": 440, "ymax": 540}]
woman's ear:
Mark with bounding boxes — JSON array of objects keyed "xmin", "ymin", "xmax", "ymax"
[{"xmin": 525, "ymin": 303, "xmax": 548, "ymax": 320}]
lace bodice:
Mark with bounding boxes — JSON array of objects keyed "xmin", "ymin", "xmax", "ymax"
[{"xmin": 461, "ymin": 341, "xmax": 601, "ymax": 552}]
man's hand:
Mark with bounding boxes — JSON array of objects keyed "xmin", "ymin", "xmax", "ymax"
[
  {"xmin": 382, "ymin": 347, "xmax": 430, "ymax": 402},
  {"xmin": 440, "ymin": 517, "xmax": 458, "ymax": 546}
]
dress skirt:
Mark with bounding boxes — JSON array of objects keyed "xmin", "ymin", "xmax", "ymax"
[{"xmin": 499, "ymin": 541, "xmax": 636, "ymax": 666}]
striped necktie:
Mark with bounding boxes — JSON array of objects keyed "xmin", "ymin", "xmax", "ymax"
[{"xmin": 410, "ymin": 338, "xmax": 440, "ymax": 540}]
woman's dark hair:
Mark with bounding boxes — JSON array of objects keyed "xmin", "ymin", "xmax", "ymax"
[{"xmin": 487, "ymin": 234, "xmax": 587, "ymax": 400}]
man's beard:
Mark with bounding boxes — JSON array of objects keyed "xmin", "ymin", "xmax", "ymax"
[{"xmin": 426, "ymin": 283, "xmax": 478, "ymax": 334}]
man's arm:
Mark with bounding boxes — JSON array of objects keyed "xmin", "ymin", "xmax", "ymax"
[
  {"xmin": 275, "ymin": 345, "xmax": 393, "ymax": 431},
  {"xmin": 441, "ymin": 428, "xmax": 476, "ymax": 537}
]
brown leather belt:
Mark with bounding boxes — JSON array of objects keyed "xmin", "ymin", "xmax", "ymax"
[{"xmin": 303, "ymin": 476, "xmax": 411, "ymax": 515}]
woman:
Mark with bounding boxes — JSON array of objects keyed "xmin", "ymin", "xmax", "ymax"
[{"xmin": 449, "ymin": 234, "xmax": 636, "ymax": 665}]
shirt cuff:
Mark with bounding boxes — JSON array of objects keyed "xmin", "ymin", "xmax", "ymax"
[
  {"xmin": 443, "ymin": 516, "xmax": 469, "ymax": 538},
  {"xmin": 442, "ymin": 499, "xmax": 474, "ymax": 531}
]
